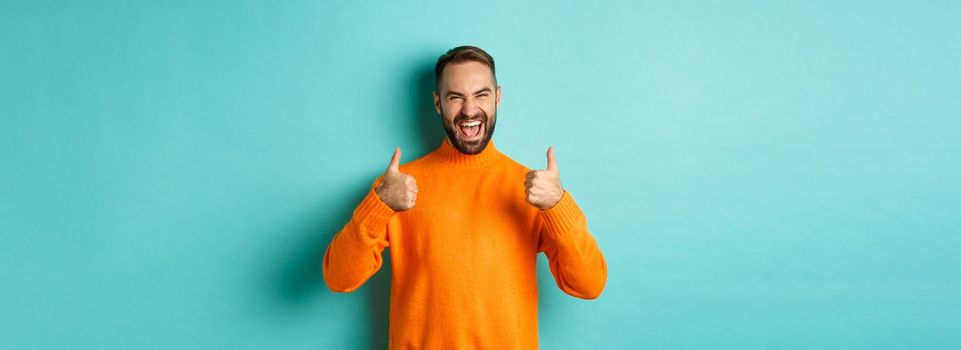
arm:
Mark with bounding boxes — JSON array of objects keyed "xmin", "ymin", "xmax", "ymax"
[
  {"xmin": 537, "ymin": 191, "xmax": 608, "ymax": 299},
  {"xmin": 323, "ymin": 147, "xmax": 416, "ymax": 292},
  {"xmin": 322, "ymin": 177, "xmax": 395, "ymax": 292}
]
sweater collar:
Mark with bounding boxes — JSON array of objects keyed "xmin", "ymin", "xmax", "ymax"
[{"xmin": 435, "ymin": 137, "xmax": 503, "ymax": 167}]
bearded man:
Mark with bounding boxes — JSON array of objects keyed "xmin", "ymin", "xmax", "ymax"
[{"xmin": 323, "ymin": 45, "xmax": 608, "ymax": 349}]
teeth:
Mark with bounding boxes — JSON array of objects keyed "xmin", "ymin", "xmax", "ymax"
[{"xmin": 462, "ymin": 121, "xmax": 481, "ymax": 127}]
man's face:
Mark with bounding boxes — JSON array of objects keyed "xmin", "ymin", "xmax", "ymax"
[{"xmin": 433, "ymin": 61, "xmax": 502, "ymax": 155}]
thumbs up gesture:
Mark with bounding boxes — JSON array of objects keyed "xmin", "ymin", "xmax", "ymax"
[
  {"xmin": 375, "ymin": 147, "xmax": 418, "ymax": 211},
  {"xmin": 525, "ymin": 147, "xmax": 564, "ymax": 210}
]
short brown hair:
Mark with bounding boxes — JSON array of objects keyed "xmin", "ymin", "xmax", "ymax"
[{"xmin": 434, "ymin": 45, "xmax": 496, "ymax": 89}]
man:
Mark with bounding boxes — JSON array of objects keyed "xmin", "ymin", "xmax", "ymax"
[{"xmin": 323, "ymin": 46, "xmax": 608, "ymax": 349}]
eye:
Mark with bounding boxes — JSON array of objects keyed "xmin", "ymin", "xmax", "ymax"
[
  {"xmin": 476, "ymin": 93, "xmax": 489, "ymax": 98},
  {"xmin": 449, "ymin": 96, "xmax": 463, "ymax": 102}
]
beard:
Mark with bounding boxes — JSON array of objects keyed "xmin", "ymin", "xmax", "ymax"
[{"xmin": 440, "ymin": 107, "xmax": 497, "ymax": 155}]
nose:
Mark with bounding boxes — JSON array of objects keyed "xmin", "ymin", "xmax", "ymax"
[{"xmin": 461, "ymin": 97, "xmax": 479, "ymax": 117}]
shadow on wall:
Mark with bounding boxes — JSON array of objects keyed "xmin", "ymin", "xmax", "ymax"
[
  {"xmin": 274, "ymin": 182, "xmax": 389, "ymax": 348},
  {"xmin": 407, "ymin": 57, "xmax": 449, "ymax": 157},
  {"xmin": 271, "ymin": 57, "xmax": 445, "ymax": 349}
]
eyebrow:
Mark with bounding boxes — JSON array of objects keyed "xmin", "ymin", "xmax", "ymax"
[{"xmin": 445, "ymin": 87, "xmax": 492, "ymax": 98}]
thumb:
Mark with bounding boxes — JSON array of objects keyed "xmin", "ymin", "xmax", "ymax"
[
  {"xmin": 546, "ymin": 146, "xmax": 558, "ymax": 172},
  {"xmin": 387, "ymin": 147, "xmax": 401, "ymax": 173}
]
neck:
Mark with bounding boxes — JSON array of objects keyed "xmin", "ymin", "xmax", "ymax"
[{"xmin": 436, "ymin": 137, "xmax": 502, "ymax": 167}]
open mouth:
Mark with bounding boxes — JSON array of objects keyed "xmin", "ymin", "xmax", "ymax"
[{"xmin": 457, "ymin": 119, "xmax": 484, "ymax": 141}]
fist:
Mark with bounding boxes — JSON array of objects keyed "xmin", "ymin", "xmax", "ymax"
[
  {"xmin": 375, "ymin": 147, "xmax": 418, "ymax": 211},
  {"xmin": 525, "ymin": 146, "xmax": 564, "ymax": 210}
]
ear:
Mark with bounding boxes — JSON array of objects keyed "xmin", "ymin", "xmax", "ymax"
[
  {"xmin": 432, "ymin": 90, "xmax": 441, "ymax": 114},
  {"xmin": 495, "ymin": 85, "xmax": 502, "ymax": 107}
]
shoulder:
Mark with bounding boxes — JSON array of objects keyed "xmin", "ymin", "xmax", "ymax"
[
  {"xmin": 496, "ymin": 152, "xmax": 533, "ymax": 174},
  {"xmin": 396, "ymin": 150, "xmax": 433, "ymax": 174}
]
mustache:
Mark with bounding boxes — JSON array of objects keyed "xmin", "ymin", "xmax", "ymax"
[{"xmin": 453, "ymin": 111, "xmax": 487, "ymax": 124}]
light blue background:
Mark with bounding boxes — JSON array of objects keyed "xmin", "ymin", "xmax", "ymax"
[{"xmin": 2, "ymin": 1, "xmax": 959, "ymax": 349}]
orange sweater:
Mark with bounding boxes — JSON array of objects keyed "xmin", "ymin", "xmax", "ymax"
[{"xmin": 323, "ymin": 139, "xmax": 608, "ymax": 349}]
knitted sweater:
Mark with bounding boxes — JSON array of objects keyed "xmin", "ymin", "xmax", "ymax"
[{"xmin": 323, "ymin": 138, "xmax": 608, "ymax": 349}]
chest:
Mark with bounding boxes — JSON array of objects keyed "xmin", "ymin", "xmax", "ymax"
[{"xmin": 391, "ymin": 167, "xmax": 541, "ymax": 263}]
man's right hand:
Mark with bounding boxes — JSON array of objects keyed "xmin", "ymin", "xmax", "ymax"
[{"xmin": 375, "ymin": 147, "xmax": 418, "ymax": 211}]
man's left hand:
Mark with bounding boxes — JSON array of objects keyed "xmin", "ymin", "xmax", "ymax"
[{"xmin": 525, "ymin": 146, "xmax": 564, "ymax": 210}]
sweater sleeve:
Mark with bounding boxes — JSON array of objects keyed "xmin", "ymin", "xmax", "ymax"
[
  {"xmin": 537, "ymin": 191, "xmax": 608, "ymax": 299},
  {"xmin": 323, "ymin": 176, "xmax": 396, "ymax": 293}
]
